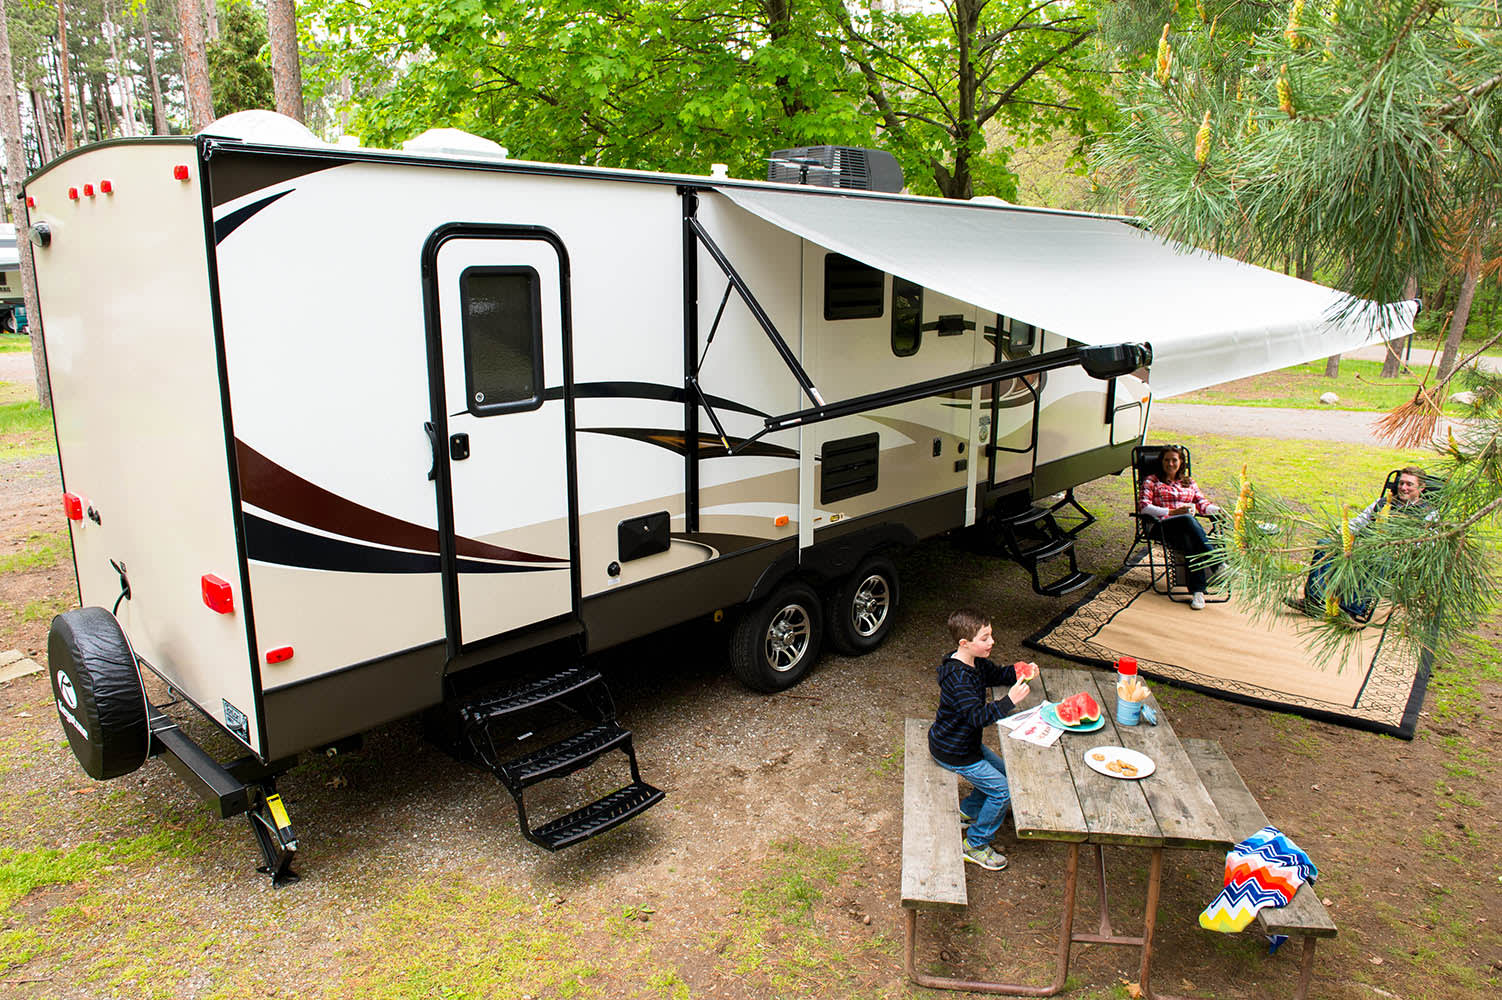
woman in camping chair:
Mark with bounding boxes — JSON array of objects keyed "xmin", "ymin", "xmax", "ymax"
[{"xmin": 1137, "ymin": 445, "xmax": 1223, "ymax": 610}]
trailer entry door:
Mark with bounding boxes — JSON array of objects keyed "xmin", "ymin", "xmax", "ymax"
[{"xmin": 430, "ymin": 232, "xmax": 575, "ymax": 649}]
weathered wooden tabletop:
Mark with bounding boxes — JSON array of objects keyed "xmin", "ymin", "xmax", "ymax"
[{"xmin": 998, "ymin": 667, "xmax": 1232, "ymax": 851}]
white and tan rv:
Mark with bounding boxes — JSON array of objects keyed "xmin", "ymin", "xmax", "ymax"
[{"xmin": 23, "ymin": 113, "xmax": 1400, "ymax": 877}]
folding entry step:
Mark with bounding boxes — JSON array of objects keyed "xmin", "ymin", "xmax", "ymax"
[
  {"xmin": 988, "ymin": 489, "xmax": 1096, "ymax": 597},
  {"xmin": 454, "ymin": 666, "xmax": 664, "ymax": 850}
]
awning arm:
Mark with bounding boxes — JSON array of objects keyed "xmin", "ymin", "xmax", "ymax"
[
  {"xmin": 687, "ymin": 216, "xmax": 826, "ymax": 408},
  {"xmin": 753, "ymin": 342, "xmax": 1151, "ymax": 437}
]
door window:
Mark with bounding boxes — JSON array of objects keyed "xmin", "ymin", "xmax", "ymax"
[{"xmin": 460, "ymin": 265, "xmax": 543, "ymax": 415}]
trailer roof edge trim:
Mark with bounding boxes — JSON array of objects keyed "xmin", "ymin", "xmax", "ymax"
[{"xmin": 714, "ymin": 185, "xmax": 1414, "ymax": 398}]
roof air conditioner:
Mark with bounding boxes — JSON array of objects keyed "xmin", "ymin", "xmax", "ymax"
[{"xmin": 767, "ymin": 146, "xmax": 904, "ymax": 193}]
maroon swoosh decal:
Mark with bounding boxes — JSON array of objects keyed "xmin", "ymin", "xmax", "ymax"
[{"xmin": 235, "ymin": 440, "xmax": 566, "ymax": 564}]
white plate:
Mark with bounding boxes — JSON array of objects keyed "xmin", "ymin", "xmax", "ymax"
[{"xmin": 1084, "ymin": 746, "xmax": 1156, "ymax": 780}]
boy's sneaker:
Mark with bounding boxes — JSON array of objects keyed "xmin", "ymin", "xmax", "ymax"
[
  {"xmin": 958, "ymin": 809, "xmax": 976, "ymax": 825},
  {"xmin": 962, "ymin": 842, "xmax": 1008, "ymax": 871}
]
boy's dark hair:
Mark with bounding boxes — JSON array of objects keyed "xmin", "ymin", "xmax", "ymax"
[{"xmin": 947, "ymin": 608, "xmax": 991, "ymax": 645}]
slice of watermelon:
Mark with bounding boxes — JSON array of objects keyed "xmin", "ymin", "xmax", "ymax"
[
  {"xmin": 1055, "ymin": 700, "xmax": 1084, "ymax": 726},
  {"xmin": 1014, "ymin": 661, "xmax": 1038, "ymax": 681},
  {"xmin": 1076, "ymin": 692, "xmax": 1101, "ymax": 722}
]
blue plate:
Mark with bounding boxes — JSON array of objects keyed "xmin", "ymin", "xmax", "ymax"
[{"xmin": 1040, "ymin": 701, "xmax": 1105, "ymax": 733}]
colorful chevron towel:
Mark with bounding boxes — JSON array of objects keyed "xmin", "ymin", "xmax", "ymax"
[{"xmin": 1199, "ymin": 826, "xmax": 1318, "ymax": 933}]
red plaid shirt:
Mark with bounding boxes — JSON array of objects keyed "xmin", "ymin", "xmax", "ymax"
[{"xmin": 1137, "ymin": 475, "xmax": 1218, "ymax": 519}]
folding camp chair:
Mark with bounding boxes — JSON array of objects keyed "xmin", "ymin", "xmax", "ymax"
[
  {"xmin": 1126, "ymin": 444, "xmax": 1229, "ymax": 604},
  {"xmin": 1298, "ymin": 467, "xmax": 1442, "ymax": 625}
]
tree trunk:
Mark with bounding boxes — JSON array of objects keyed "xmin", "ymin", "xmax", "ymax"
[
  {"xmin": 104, "ymin": 1, "xmax": 135, "ymax": 138},
  {"xmin": 30, "ymin": 89, "xmax": 54, "ymax": 163},
  {"xmin": 58, "ymin": 2, "xmax": 75, "ymax": 149},
  {"xmin": 1437, "ymin": 254, "xmax": 1482, "ymax": 381},
  {"xmin": 1, "ymin": 0, "xmax": 52, "ymax": 407},
  {"xmin": 1380, "ymin": 275, "xmax": 1420, "ymax": 377},
  {"xmin": 1324, "ymin": 354, "xmax": 1341, "ymax": 377},
  {"xmin": 204, "ymin": 0, "xmax": 218, "ymax": 41},
  {"xmin": 142, "ymin": 4, "xmax": 168, "ymax": 134},
  {"xmin": 266, "ymin": 0, "xmax": 305, "ymax": 122},
  {"xmin": 177, "ymin": 0, "xmax": 214, "ymax": 130}
]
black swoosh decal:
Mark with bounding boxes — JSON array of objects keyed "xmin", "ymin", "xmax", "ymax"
[
  {"xmin": 214, "ymin": 190, "xmax": 294, "ymax": 244},
  {"xmin": 244, "ymin": 514, "xmax": 564, "ymax": 575}
]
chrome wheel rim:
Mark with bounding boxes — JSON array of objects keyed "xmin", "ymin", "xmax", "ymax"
[
  {"xmin": 764, "ymin": 603, "xmax": 812, "ymax": 672},
  {"xmin": 851, "ymin": 573, "xmax": 891, "ymax": 638}
]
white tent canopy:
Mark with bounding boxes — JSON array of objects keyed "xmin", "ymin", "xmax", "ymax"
[{"xmin": 715, "ymin": 185, "xmax": 1413, "ymax": 398}]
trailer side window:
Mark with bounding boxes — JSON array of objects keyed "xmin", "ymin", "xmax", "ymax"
[
  {"xmin": 460, "ymin": 266, "xmax": 543, "ymax": 415},
  {"xmin": 1002, "ymin": 316, "xmax": 1036, "ymax": 358},
  {"xmin": 823, "ymin": 253, "xmax": 884, "ymax": 320},
  {"xmin": 891, "ymin": 278, "xmax": 923, "ymax": 357}
]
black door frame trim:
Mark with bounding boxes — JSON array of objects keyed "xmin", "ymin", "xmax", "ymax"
[{"xmin": 420, "ymin": 224, "xmax": 581, "ymax": 662}]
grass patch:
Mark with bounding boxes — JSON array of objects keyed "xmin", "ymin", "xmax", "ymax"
[
  {"xmin": 1163, "ymin": 431, "xmax": 1431, "ymax": 513},
  {"xmin": 0, "ymin": 831, "xmax": 204, "ymax": 910},
  {"xmin": 1172, "ymin": 358, "xmax": 1458, "ymax": 412},
  {"xmin": 0, "ymin": 395, "xmax": 54, "ymax": 461},
  {"xmin": 0, "ymin": 333, "xmax": 30, "ymax": 353},
  {"xmin": 0, "ymin": 529, "xmax": 69, "ymax": 574}
]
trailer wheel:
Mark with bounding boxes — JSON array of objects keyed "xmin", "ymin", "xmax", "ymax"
[
  {"xmin": 730, "ymin": 581, "xmax": 824, "ymax": 692},
  {"xmin": 826, "ymin": 555, "xmax": 900, "ymax": 656},
  {"xmin": 47, "ymin": 607, "xmax": 150, "ymax": 780}
]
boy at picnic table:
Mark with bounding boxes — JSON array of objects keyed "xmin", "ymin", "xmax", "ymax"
[{"xmin": 927, "ymin": 608, "xmax": 1036, "ymax": 871}]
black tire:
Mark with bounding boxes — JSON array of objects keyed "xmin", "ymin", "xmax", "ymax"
[
  {"xmin": 826, "ymin": 555, "xmax": 900, "ymax": 656},
  {"xmin": 0, "ymin": 310, "xmax": 13, "ymax": 333},
  {"xmin": 729, "ymin": 581, "xmax": 824, "ymax": 692},
  {"xmin": 47, "ymin": 607, "xmax": 149, "ymax": 780}
]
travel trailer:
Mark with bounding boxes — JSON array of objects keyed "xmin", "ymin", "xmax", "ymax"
[
  {"xmin": 23, "ymin": 113, "xmax": 1399, "ymax": 880},
  {"xmin": 0, "ymin": 223, "xmax": 24, "ymax": 331}
]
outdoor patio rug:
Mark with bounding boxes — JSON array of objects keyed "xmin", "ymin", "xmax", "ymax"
[{"xmin": 1024, "ymin": 558, "xmax": 1432, "ymax": 739}]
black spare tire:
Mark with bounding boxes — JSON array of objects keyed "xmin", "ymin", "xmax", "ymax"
[{"xmin": 47, "ymin": 607, "xmax": 149, "ymax": 780}]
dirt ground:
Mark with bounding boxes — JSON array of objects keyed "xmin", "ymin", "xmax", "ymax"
[{"xmin": 2, "ymin": 406, "xmax": 1499, "ymax": 999}]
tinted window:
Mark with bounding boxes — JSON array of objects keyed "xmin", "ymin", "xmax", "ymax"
[
  {"xmin": 823, "ymin": 253, "xmax": 884, "ymax": 320},
  {"xmin": 461, "ymin": 266, "xmax": 542, "ymax": 415},
  {"xmin": 892, "ymin": 278, "xmax": 923, "ymax": 357}
]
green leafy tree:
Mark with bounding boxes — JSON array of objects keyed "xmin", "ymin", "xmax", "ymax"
[
  {"xmin": 837, "ymin": 0, "xmax": 1112, "ymax": 199},
  {"xmin": 302, "ymin": 0, "xmax": 874, "ymax": 177},
  {"xmin": 207, "ymin": 0, "xmax": 272, "ymax": 118},
  {"xmin": 1096, "ymin": 0, "xmax": 1502, "ymax": 661}
]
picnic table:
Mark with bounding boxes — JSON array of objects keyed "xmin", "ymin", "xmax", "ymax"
[
  {"xmin": 901, "ymin": 665, "xmax": 1336, "ymax": 999},
  {"xmin": 997, "ymin": 666, "xmax": 1233, "ymax": 999}
]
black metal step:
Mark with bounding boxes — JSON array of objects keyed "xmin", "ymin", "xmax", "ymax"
[
  {"xmin": 529, "ymin": 782, "xmax": 666, "ymax": 851},
  {"xmin": 458, "ymin": 667, "xmax": 606, "ymax": 728},
  {"xmin": 1038, "ymin": 570, "xmax": 1094, "ymax": 597},
  {"xmin": 498, "ymin": 723, "xmax": 632, "ymax": 791},
  {"xmin": 1016, "ymin": 536, "xmax": 1074, "ymax": 563},
  {"xmin": 996, "ymin": 504, "xmax": 1052, "ymax": 529}
]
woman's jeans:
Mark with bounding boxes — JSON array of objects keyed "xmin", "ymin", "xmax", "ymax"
[
  {"xmin": 1150, "ymin": 514, "xmax": 1219, "ymax": 592},
  {"xmin": 933, "ymin": 744, "xmax": 1011, "ymax": 849}
]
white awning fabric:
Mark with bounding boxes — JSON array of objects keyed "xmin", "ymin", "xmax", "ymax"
[{"xmin": 715, "ymin": 185, "xmax": 1413, "ymax": 398}]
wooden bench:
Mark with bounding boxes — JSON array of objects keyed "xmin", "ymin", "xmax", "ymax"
[
  {"xmin": 902, "ymin": 718, "xmax": 999, "ymax": 992},
  {"xmin": 1183, "ymin": 738, "xmax": 1338, "ymax": 1000}
]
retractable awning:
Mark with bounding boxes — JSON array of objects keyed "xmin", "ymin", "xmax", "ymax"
[{"xmin": 715, "ymin": 185, "xmax": 1413, "ymax": 398}]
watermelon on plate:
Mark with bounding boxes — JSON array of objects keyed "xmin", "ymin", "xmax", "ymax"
[{"xmin": 1058, "ymin": 692, "xmax": 1101, "ymax": 724}]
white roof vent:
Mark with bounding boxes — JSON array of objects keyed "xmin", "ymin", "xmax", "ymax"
[
  {"xmin": 199, "ymin": 110, "xmax": 324, "ymax": 146},
  {"xmin": 402, "ymin": 128, "xmax": 509, "ymax": 160}
]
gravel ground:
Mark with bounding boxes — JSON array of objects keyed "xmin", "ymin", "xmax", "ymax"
[{"xmin": 1147, "ymin": 401, "xmax": 1468, "ymax": 445}]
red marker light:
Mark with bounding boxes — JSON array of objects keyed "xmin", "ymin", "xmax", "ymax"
[
  {"xmin": 68, "ymin": 187, "xmax": 79, "ymax": 200},
  {"xmin": 201, "ymin": 574, "xmax": 235, "ymax": 614},
  {"xmin": 62, "ymin": 493, "xmax": 84, "ymax": 520},
  {"xmin": 265, "ymin": 646, "xmax": 294, "ymax": 664},
  {"xmin": 100, "ymin": 180, "xmax": 113, "ymax": 194},
  {"xmin": 83, "ymin": 183, "xmax": 94, "ymax": 197},
  {"xmin": 26, "ymin": 196, "xmax": 35, "ymax": 208},
  {"xmin": 173, "ymin": 165, "xmax": 190, "ymax": 181}
]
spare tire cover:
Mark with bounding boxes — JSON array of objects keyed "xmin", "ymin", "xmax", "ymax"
[{"xmin": 47, "ymin": 607, "xmax": 149, "ymax": 780}]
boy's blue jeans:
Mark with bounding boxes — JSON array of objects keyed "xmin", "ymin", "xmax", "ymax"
[{"xmin": 932, "ymin": 744, "xmax": 1011, "ymax": 849}]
